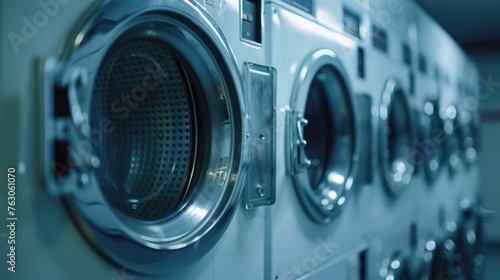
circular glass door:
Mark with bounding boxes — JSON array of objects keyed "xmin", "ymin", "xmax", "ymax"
[
  {"xmin": 43, "ymin": 0, "xmax": 248, "ymax": 274},
  {"xmin": 287, "ymin": 50, "xmax": 357, "ymax": 224},
  {"xmin": 378, "ymin": 80, "xmax": 415, "ymax": 195}
]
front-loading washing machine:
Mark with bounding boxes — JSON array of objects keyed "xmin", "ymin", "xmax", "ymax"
[
  {"xmin": 436, "ymin": 34, "xmax": 479, "ymax": 231},
  {"xmin": 455, "ymin": 56, "xmax": 480, "ymax": 204},
  {"xmin": 264, "ymin": 1, "xmax": 367, "ymax": 279},
  {"xmin": 314, "ymin": 0, "xmax": 375, "ymax": 190},
  {"xmin": 409, "ymin": 2, "xmax": 451, "ymax": 252},
  {"xmin": 0, "ymin": 0, "xmax": 276, "ymax": 279},
  {"xmin": 364, "ymin": 0, "xmax": 418, "ymax": 239}
]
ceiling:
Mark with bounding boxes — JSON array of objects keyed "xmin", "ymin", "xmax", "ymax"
[{"xmin": 414, "ymin": 0, "xmax": 500, "ymax": 47}]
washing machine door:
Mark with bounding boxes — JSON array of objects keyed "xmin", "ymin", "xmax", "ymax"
[
  {"xmin": 378, "ymin": 80, "xmax": 415, "ymax": 195},
  {"xmin": 286, "ymin": 50, "xmax": 358, "ymax": 224},
  {"xmin": 41, "ymin": 0, "xmax": 248, "ymax": 275},
  {"xmin": 421, "ymin": 99, "xmax": 445, "ymax": 183}
]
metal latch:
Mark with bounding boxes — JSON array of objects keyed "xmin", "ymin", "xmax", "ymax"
[
  {"xmin": 286, "ymin": 109, "xmax": 311, "ymax": 175},
  {"xmin": 42, "ymin": 58, "xmax": 100, "ymax": 197}
]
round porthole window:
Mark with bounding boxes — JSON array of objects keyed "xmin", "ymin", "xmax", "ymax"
[
  {"xmin": 91, "ymin": 39, "xmax": 200, "ymax": 222},
  {"xmin": 287, "ymin": 50, "xmax": 358, "ymax": 224},
  {"xmin": 42, "ymin": 0, "xmax": 249, "ymax": 274},
  {"xmin": 378, "ymin": 80, "xmax": 415, "ymax": 195}
]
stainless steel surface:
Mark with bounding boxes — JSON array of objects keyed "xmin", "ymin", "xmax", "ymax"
[
  {"xmin": 41, "ymin": 0, "xmax": 249, "ymax": 274},
  {"xmin": 0, "ymin": 0, "xmax": 483, "ymax": 278},
  {"xmin": 243, "ymin": 62, "xmax": 276, "ymax": 208},
  {"xmin": 355, "ymin": 94, "xmax": 374, "ymax": 185}
]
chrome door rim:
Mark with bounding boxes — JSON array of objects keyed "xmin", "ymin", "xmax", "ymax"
[
  {"xmin": 42, "ymin": 0, "xmax": 249, "ymax": 274},
  {"xmin": 378, "ymin": 79, "xmax": 415, "ymax": 195},
  {"xmin": 287, "ymin": 49, "xmax": 358, "ymax": 224}
]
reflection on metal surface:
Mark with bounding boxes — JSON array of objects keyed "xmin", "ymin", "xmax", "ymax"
[
  {"xmin": 380, "ymin": 253, "xmax": 412, "ymax": 280},
  {"xmin": 420, "ymin": 98, "xmax": 445, "ymax": 183},
  {"xmin": 42, "ymin": 0, "xmax": 249, "ymax": 274},
  {"xmin": 378, "ymin": 79, "xmax": 415, "ymax": 195},
  {"xmin": 286, "ymin": 50, "xmax": 358, "ymax": 224},
  {"xmin": 442, "ymin": 105, "xmax": 465, "ymax": 175},
  {"xmin": 243, "ymin": 62, "xmax": 276, "ymax": 208}
]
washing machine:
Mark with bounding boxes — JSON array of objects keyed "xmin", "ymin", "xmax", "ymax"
[
  {"xmin": 456, "ymin": 56, "xmax": 481, "ymax": 200},
  {"xmin": 315, "ymin": 0, "xmax": 375, "ymax": 193},
  {"xmin": 453, "ymin": 81, "xmax": 483, "ymax": 279},
  {"xmin": 264, "ymin": 1, "xmax": 368, "ymax": 279},
  {"xmin": 0, "ymin": 0, "xmax": 276, "ymax": 279},
  {"xmin": 409, "ymin": 3, "xmax": 445, "ymax": 185},
  {"xmin": 342, "ymin": 0, "xmax": 379, "ymax": 194},
  {"xmin": 437, "ymin": 35, "xmax": 478, "ymax": 230},
  {"xmin": 410, "ymin": 3, "xmax": 450, "ymax": 252},
  {"xmin": 364, "ymin": 0, "xmax": 418, "ymax": 239}
]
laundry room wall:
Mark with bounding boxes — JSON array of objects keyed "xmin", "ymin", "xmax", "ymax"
[{"xmin": 470, "ymin": 50, "xmax": 500, "ymax": 244}]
